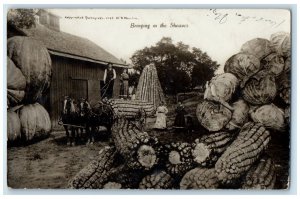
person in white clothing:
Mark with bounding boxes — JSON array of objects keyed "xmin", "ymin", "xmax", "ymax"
[{"xmin": 153, "ymin": 102, "xmax": 168, "ymax": 130}]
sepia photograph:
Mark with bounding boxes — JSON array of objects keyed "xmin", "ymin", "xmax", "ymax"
[{"xmin": 6, "ymin": 8, "xmax": 291, "ymax": 190}]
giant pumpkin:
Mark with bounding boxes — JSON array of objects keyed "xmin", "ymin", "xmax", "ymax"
[
  {"xmin": 7, "ymin": 110, "xmax": 22, "ymax": 142},
  {"xmin": 7, "ymin": 56, "xmax": 26, "ymax": 106},
  {"xmin": 7, "ymin": 36, "xmax": 52, "ymax": 103},
  {"xmin": 19, "ymin": 103, "xmax": 51, "ymax": 141}
]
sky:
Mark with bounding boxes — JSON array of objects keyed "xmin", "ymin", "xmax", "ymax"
[{"xmin": 50, "ymin": 9, "xmax": 290, "ymax": 73}]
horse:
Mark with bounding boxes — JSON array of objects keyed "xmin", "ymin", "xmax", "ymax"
[
  {"xmin": 77, "ymin": 97, "xmax": 91, "ymax": 138},
  {"xmin": 61, "ymin": 96, "xmax": 82, "ymax": 146},
  {"xmin": 84, "ymin": 100, "xmax": 115, "ymax": 145}
]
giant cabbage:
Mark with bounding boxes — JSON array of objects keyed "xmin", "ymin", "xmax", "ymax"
[
  {"xmin": 196, "ymin": 100, "xmax": 232, "ymax": 132},
  {"xmin": 242, "ymin": 71, "xmax": 277, "ymax": 105},
  {"xmin": 250, "ymin": 104, "xmax": 285, "ymax": 131},
  {"xmin": 270, "ymin": 32, "xmax": 291, "ymax": 58},
  {"xmin": 226, "ymin": 99, "xmax": 249, "ymax": 130},
  {"xmin": 241, "ymin": 38, "xmax": 273, "ymax": 60},
  {"xmin": 204, "ymin": 73, "xmax": 239, "ymax": 105},
  {"xmin": 224, "ymin": 53, "xmax": 261, "ymax": 87},
  {"xmin": 261, "ymin": 53, "xmax": 285, "ymax": 76}
]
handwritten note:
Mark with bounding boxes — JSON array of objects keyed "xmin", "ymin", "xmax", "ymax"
[{"xmin": 206, "ymin": 9, "xmax": 286, "ymax": 28}]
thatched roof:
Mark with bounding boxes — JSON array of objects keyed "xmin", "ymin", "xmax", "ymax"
[{"xmin": 22, "ymin": 24, "xmax": 127, "ymax": 67}]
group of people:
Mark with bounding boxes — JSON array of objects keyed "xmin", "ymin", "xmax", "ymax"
[
  {"xmin": 153, "ymin": 101, "xmax": 191, "ymax": 132},
  {"xmin": 102, "ymin": 63, "xmax": 134, "ymax": 100}
]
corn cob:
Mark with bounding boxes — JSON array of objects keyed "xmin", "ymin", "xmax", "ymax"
[
  {"xmin": 241, "ymin": 155, "xmax": 276, "ymax": 189},
  {"xmin": 105, "ymin": 165, "xmax": 147, "ymax": 189},
  {"xmin": 111, "ymin": 118, "xmax": 159, "ymax": 170},
  {"xmin": 196, "ymin": 100, "xmax": 232, "ymax": 132},
  {"xmin": 69, "ymin": 146, "xmax": 117, "ymax": 189},
  {"xmin": 192, "ymin": 131, "xmax": 237, "ymax": 167},
  {"xmin": 139, "ymin": 170, "xmax": 174, "ymax": 189},
  {"xmin": 107, "ymin": 99, "xmax": 155, "ymax": 118},
  {"xmin": 215, "ymin": 122, "xmax": 271, "ymax": 185},
  {"xmin": 180, "ymin": 168, "xmax": 219, "ymax": 189},
  {"xmin": 135, "ymin": 64, "xmax": 166, "ymax": 108},
  {"xmin": 165, "ymin": 142, "xmax": 194, "ymax": 177}
]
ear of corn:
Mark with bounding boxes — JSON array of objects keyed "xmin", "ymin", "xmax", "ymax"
[
  {"xmin": 139, "ymin": 170, "xmax": 174, "ymax": 189},
  {"xmin": 68, "ymin": 146, "xmax": 116, "ymax": 189},
  {"xmin": 108, "ymin": 99, "xmax": 155, "ymax": 118},
  {"xmin": 241, "ymin": 155, "xmax": 276, "ymax": 189},
  {"xmin": 180, "ymin": 168, "xmax": 219, "ymax": 189},
  {"xmin": 105, "ymin": 165, "xmax": 147, "ymax": 189},
  {"xmin": 111, "ymin": 118, "xmax": 159, "ymax": 170},
  {"xmin": 135, "ymin": 64, "xmax": 166, "ymax": 108},
  {"xmin": 192, "ymin": 131, "xmax": 237, "ymax": 167},
  {"xmin": 165, "ymin": 142, "xmax": 194, "ymax": 177},
  {"xmin": 215, "ymin": 122, "xmax": 271, "ymax": 185}
]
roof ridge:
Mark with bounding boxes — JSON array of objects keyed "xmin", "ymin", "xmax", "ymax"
[{"xmin": 22, "ymin": 24, "xmax": 127, "ymax": 66}]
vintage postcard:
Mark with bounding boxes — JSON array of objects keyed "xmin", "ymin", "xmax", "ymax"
[{"xmin": 7, "ymin": 8, "xmax": 291, "ymax": 190}]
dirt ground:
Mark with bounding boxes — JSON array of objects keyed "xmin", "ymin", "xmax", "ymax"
[
  {"xmin": 7, "ymin": 131, "xmax": 111, "ymax": 189},
  {"xmin": 7, "ymin": 96, "xmax": 290, "ymax": 189}
]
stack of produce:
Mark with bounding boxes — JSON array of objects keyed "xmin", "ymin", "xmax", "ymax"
[
  {"xmin": 135, "ymin": 63, "xmax": 166, "ymax": 108},
  {"xmin": 193, "ymin": 31, "xmax": 290, "ymax": 188},
  {"xmin": 108, "ymin": 64, "xmax": 165, "ymax": 119},
  {"xmin": 70, "ymin": 32, "xmax": 290, "ymax": 189},
  {"xmin": 7, "ymin": 36, "xmax": 52, "ymax": 143}
]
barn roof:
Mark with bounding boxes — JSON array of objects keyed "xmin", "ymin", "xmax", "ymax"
[{"xmin": 22, "ymin": 24, "xmax": 127, "ymax": 67}]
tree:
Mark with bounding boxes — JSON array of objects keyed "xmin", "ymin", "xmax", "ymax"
[
  {"xmin": 7, "ymin": 9, "xmax": 37, "ymax": 29},
  {"xmin": 130, "ymin": 37, "xmax": 219, "ymax": 94},
  {"xmin": 191, "ymin": 47, "xmax": 219, "ymax": 87}
]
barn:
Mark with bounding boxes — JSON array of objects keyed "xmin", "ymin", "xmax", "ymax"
[{"xmin": 8, "ymin": 9, "xmax": 128, "ymax": 129}]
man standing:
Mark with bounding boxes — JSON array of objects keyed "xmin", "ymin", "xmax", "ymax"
[{"xmin": 103, "ymin": 63, "xmax": 116, "ymax": 99}]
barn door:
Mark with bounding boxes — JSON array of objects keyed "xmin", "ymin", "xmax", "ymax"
[
  {"xmin": 88, "ymin": 80, "xmax": 101, "ymax": 107},
  {"xmin": 72, "ymin": 79, "xmax": 88, "ymax": 101}
]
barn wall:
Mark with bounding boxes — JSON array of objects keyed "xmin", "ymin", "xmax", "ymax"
[{"xmin": 50, "ymin": 55, "xmax": 122, "ymax": 129}]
